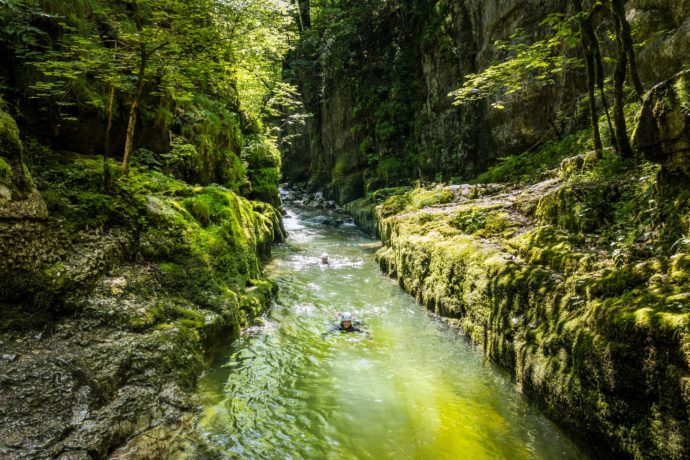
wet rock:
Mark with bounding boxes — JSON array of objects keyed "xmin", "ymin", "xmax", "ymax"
[
  {"xmin": 321, "ymin": 218, "xmax": 344, "ymax": 227},
  {"xmin": 56, "ymin": 451, "xmax": 91, "ymax": 460},
  {"xmin": 0, "ymin": 196, "xmax": 281, "ymax": 459},
  {"xmin": 159, "ymin": 382, "xmax": 194, "ymax": 410},
  {"xmin": 4, "ymin": 433, "xmax": 22, "ymax": 448}
]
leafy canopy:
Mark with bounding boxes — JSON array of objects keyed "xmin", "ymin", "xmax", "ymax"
[{"xmin": 449, "ymin": 14, "xmax": 582, "ymax": 110}]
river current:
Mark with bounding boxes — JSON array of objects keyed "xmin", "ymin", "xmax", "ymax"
[{"xmin": 194, "ymin": 197, "xmax": 585, "ymax": 459}]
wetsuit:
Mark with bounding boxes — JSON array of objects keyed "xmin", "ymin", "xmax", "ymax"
[
  {"xmin": 323, "ymin": 322, "xmax": 368, "ymax": 336},
  {"xmin": 330, "ymin": 324, "xmax": 365, "ymax": 333}
]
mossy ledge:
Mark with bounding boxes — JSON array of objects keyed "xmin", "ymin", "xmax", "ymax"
[
  {"xmin": 0, "ymin": 128, "xmax": 284, "ymax": 458},
  {"xmin": 345, "ymin": 159, "xmax": 690, "ymax": 458}
]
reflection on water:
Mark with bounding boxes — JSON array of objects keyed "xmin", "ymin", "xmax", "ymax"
[{"xmin": 195, "ymin": 202, "xmax": 586, "ymax": 459}]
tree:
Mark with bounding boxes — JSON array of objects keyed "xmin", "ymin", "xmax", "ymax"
[
  {"xmin": 610, "ymin": 0, "xmax": 643, "ymax": 97},
  {"xmin": 291, "ymin": 0, "xmax": 311, "ymax": 33},
  {"xmin": 609, "ymin": 0, "xmax": 641, "ymax": 157},
  {"xmin": 119, "ymin": 0, "xmax": 183, "ymax": 175},
  {"xmin": 448, "ymin": 16, "xmax": 581, "ymax": 113},
  {"xmin": 1, "ymin": 0, "xmax": 298, "ymax": 188},
  {"xmin": 449, "ymin": 2, "xmax": 644, "ymax": 158}
]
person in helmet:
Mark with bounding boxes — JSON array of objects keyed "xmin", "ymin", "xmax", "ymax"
[
  {"xmin": 337, "ymin": 312, "xmax": 357, "ymax": 331},
  {"xmin": 324, "ymin": 312, "xmax": 367, "ymax": 335}
]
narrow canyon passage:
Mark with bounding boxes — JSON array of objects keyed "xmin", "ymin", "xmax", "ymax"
[{"xmin": 191, "ymin": 191, "xmax": 586, "ymax": 459}]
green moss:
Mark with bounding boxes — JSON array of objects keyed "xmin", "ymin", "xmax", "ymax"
[
  {"xmin": 371, "ymin": 166, "xmax": 690, "ymax": 457},
  {"xmin": 140, "ymin": 183, "xmax": 281, "ymax": 309},
  {"xmin": 509, "ymin": 227, "xmax": 593, "ymax": 274},
  {"xmin": 333, "ymin": 158, "xmax": 350, "ymax": 179},
  {"xmin": 184, "ymin": 195, "xmax": 213, "ymax": 226},
  {"xmin": 248, "ymin": 166, "xmax": 281, "ymax": 207},
  {"xmin": 409, "ymin": 187, "xmax": 454, "ymax": 209},
  {"xmin": 450, "ymin": 205, "xmax": 519, "ymax": 237},
  {"xmin": 331, "ymin": 171, "xmax": 365, "ymax": 203},
  {"xmin": 0, "ymin": 109, "xmax": 22, "ymax": 161},
  {"xmin": 373, "ymin": 186, "xmax": 455, "ymax": 221},
  {"xmin": 670, "ymin": 254, "xmax": 690, "ymax": 284},
  {"xmin": 0, "ymin": 156, "xmax": 12, "ymax": 185},
  {"xmin": 536, "ymin": 182, "xmax": 615, "ymax": 233},
  {"xmin": 377, "ymin": 191, "xmax": 411, "ymax": 218},
  {"xmin": 24, "ymin": 145, "xmax": 280, "ymax": 335},
  {"xmin": 369, "ymin": 186, "xmax": 410, "ymax": 203},
  {"xmin": 473, "ymin": 132, "xmax": 589, "ymax": 184}
]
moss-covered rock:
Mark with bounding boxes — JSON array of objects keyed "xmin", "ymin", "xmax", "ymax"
[
  {"xmin": 633, "ymin": 70, "xmax": 690, "ymax": 180},
  {"xmin": 0, "ymin": 108, "xmax": 47, "ymax": 219},
  {"xmin": 0, "ymin": 145, "xmax": 284, "ymax": 458},
  {"xmin": 0, "ymin": 109, "xmax": 24, "ymax": 173},
  {"xmin": 356, "ymin": 172, "xmax": 690, "ymax": 459}
]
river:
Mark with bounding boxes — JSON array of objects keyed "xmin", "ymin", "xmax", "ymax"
[{"xmin": 192, "ymin": 195, "xmax": 585, "ymax": 459}]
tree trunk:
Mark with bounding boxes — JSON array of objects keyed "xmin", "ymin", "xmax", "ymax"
[
  {"xmin": 581, "ymin": 3, "xmax": 615, "ymax": 149},
  {"xmin": 585, "ymin": 48, "xmax": 603, "ymax": 155},
  {"xmin": 611, "ymin": 0, "xmax": 633, "ymax": 157},
  {"xmin": 121, "ymin": 47, "xmax": 148, "ymax": 175},
  {"xmin": 592, "ymin": 26, "xmax": 615, "ymax": 148},
  {"xmin": 103, "ymin": 84, "xmax": 115, "ymax": 191},
  {"xmin": 573, "ymin": 0, "xmax": 603, "ymax": 155},
  {"xmin": 290, "ymin": 0, "xmax": 303, "ymax": 33},
  {"xmin": 299, "ymin": 0, "xmax": 311, "ymax": 30},
  {"xmin": 611, "ymin": 0, "xmax": 644, "ymax": 96}
]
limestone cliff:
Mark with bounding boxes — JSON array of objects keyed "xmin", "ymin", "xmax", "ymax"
[{"xmin": 282, "ymin": 0, "xmax": 690, "ymax": 202}]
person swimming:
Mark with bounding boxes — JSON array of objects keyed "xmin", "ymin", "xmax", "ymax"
[
  {"xmin": 323, "ymin": 312, "xmax": 368, "ymax": 336},
  {"xmin": 320, "ymin": 252, "xmax": 329, "ymax": 265}
]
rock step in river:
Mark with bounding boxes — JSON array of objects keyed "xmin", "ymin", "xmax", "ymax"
[{"xmin": 191, "ymin": 191, "xmax": 586, "ymax": 459}]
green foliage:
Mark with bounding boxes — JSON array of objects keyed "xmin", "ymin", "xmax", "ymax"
[
  {"xmin": 450, "ymin": 207, "xmax": 518, "ymax": 237},
  {"xmin": 184, "ymin": 195, "xmax": 213, "ymax": 226},
  {"xmin": 34, "ymin": 152, "xmax": 121, "ymax": 229},
  {"xmin": 0, "ymin": 0, "xmax": 294, "ymax": 202},
  {"xmin": 131, "ymin": 148, "xmax": 161, "ymax": 169},
  {"xmin": 409, "ymin": 187, "xmax": 454, "ymax": 209},
  {"xmin": 449, "ymin": 15, "xmax": 582, "ymax": 109},
  {"xmin": 243, "ymin": 135, "xmax": 281, "ymax": 169},
  {"xmin": 288, "ymin": 0, "xmax": 420, "ymax": 184},
  {"xmin": 473, "ymin": 132, "xmax": 590, "ymax": 184},
  {"xmin": 0, "ymin": 156, "xmax": 12, "ymax": 184},
  {"xmin": 375, "ymin": 157, "xmax": 404, "ymax": 185}
]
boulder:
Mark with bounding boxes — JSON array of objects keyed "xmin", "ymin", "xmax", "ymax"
[
  {"xmin": 0, "ymin": 109, "xmax": 47, "ymax": 219},
  {"xmin": 633, "ymin": 70, "xmax": 690, "ymax": 178}
]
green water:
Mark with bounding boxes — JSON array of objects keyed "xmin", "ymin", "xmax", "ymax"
[{"xmin": 196, "ymin": 203, "xmax": 585, "ymax": 459}]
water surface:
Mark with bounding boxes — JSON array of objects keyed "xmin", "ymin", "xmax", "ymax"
[{"xmin": 196, "ymin": 200, "xmax": 584, "ymax": 459}]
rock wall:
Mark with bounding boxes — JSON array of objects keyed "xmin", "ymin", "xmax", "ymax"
[
  {"xmin": 346, "ymin": 176, "xmax": 690, "ymax": 459},
  {"xmin": 283, "ymin": 0, "xmax": 690, "ymax": 202},
  {"xmin": 0, "ymin": 110, "xmax": 284, "ymax": 458}
]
